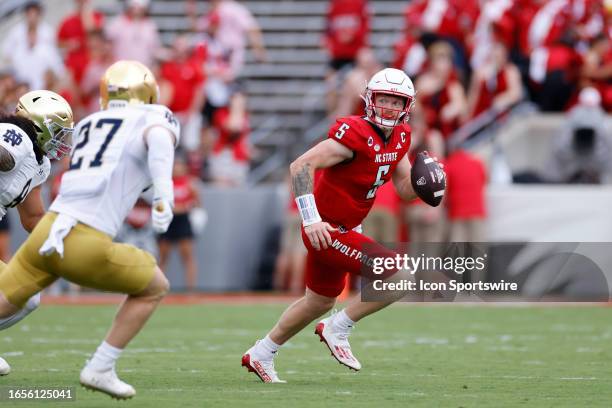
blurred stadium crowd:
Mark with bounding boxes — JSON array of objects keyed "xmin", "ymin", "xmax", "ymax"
[
  {"xmin": 1, "ymin": 0, "xmax": 261, "ymax": 187},
  {"xmin": 0, "ymin": 0, "xmax": 611, "ymax": 294}
]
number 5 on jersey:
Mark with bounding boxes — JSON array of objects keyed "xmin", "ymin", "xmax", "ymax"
[
  {"xmin": 334, "ymin": 123, "xmax": 350, "ymax": 139},
  {"xmin": 366, "ymin": 165, "xmax": 390, "ymax": 199}
]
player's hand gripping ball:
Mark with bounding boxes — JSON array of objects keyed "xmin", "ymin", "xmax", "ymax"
[{"xmin": 410, "ymin": 151, "xmax": 446, "ymax": 207}]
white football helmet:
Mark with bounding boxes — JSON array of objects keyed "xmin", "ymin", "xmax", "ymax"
[{"xmin": 363, "ymin": 68, "xmax": 415, "ymax": 128}]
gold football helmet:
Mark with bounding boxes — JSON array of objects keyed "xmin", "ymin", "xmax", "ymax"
[
  {"xmin": 15, "ymin": 90, "xmax": 74, "ymax": 160},
  {"xmin": 99, "ymin": 60, "xmax": 159, "ymax": 109}
]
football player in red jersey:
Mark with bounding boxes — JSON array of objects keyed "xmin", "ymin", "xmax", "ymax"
[{"xmin": 242, "ymin": 68, "xmax": 422, "ymax": 383}]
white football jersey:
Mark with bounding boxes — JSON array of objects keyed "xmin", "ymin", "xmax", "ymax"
[
  {"xmin": 0, "ymin": 123, "xmax": 51, "ymax": 219},
  {"xmin": 50, "ymin": 103, "xmax": 180, "ymax": 237}
]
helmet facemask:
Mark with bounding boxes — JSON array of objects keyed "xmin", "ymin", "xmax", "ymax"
[
  {"xmin": 41, "ymin": 117, "xmax": 73, "ymax": 160},
  {"xmin": 364, "ymin": 90, "xmax": 415, "ymax": 129}
]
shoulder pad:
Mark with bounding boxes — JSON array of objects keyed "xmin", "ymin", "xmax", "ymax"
[{"xmin": 142, "ymin": 105, "xmax": 181, "ymax": 146}]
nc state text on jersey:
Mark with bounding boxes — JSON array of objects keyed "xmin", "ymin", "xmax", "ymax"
[{"xmin": 374, "ymin": 152, "xmax": 398, "ymax": 163}]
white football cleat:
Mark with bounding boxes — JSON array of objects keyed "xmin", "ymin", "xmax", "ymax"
[
  {"xmin": 315, "ymin": 315, "xmax": 362, "ymax": 371},
  {"xmin": 241, "ymin": 343, "xmax": 286, "ymax": 383},
  {"xmin": 0, "ymin": 357, "xmax": 10, "ymax": 375},
  {"xmin": 79, "ymin": 366, "xmax": 136, "ymax": 399}
]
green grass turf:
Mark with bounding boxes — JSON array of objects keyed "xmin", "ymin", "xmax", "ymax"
[{"xmin": 0, "ymin": 304, "xmax": 611, "ymax": 407}]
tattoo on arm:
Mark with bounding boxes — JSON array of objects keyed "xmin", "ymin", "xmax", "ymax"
[
  {"xmin": 0, "ymin": 146, "xmax": 15, "ymax": 172},
  {"xmin": 292, "ymin": 163, "xmax": 313, "ymax": 196}
]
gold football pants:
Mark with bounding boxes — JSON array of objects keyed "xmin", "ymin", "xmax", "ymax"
[{"xmin": 0, "ymin": 212, "xmax": 157, "ymax": 308}]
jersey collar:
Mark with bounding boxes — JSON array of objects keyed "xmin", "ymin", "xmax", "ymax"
[
  {"xmin": 107, "ymin": 100, "xmax": 129, "ymax": 109},
  {"xmin": 363, "ymin": 117, "xmax": 391, "ymax": 145}
]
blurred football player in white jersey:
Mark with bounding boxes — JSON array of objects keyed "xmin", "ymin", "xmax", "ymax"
[
  {"xmin": 0, "ymin": 60, "xmax": 180, "ymax": 399},
  {"xmin": 0, "ymin": 90, "xmax": 74, "ymax": 375}
]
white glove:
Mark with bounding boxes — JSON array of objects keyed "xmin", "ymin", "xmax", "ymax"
[
  {"xmin": 189, "ymin": 207, "xmax": 208, "ymax": 235},
  {"xmin": 152, "ymin": 199, "xmax": 174, "ymax": 233}
]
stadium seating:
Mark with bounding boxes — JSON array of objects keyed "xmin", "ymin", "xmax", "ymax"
[{"xmin": 140, "ymin": 0, "xmax": 402, "ymax": 181}]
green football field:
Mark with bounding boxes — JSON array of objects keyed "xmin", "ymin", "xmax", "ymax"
[{"xmin": 1, "ymin": 303, "xmax": 611, "ymax": 407}]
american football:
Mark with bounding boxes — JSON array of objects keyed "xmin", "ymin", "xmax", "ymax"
[{"xmin": 410, "ymin": 151, "xmax": 446, "ymax": 207}]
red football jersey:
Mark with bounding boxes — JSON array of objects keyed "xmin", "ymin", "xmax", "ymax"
[{"xmin": 314, "ymin": 116, "xmax": 411, "ymax": 229}]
